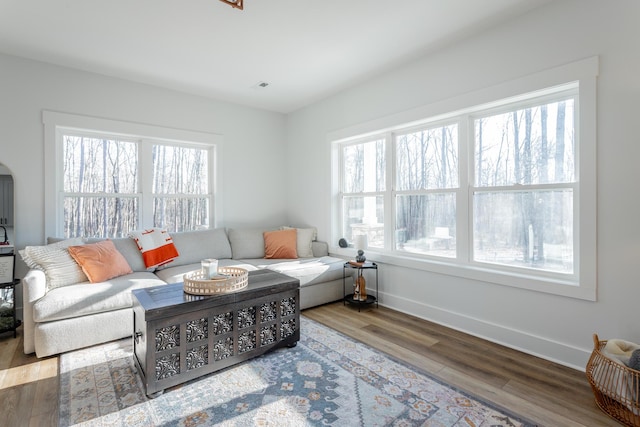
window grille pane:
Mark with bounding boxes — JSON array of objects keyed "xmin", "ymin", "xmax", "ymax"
[
  {"xmin": 473, "ymin": 190, "xmax": 573, "ymax": 273},
  {"xmin": 342, "ymin": 140, "xmax": 385, "ymax": 193},
  {"xmin": 396, "ymin": 124, "xmax": 458, "ymax": 190},
  {"xmin": 64, "ymin": 196, "xmax": 138, "ymax": 238},
  {"xmin": 63, "ymin": 135, "xmax": 138, "ymax": 193},
  {"xmin": 475, "ymin": 99, "xmax": 575, "ymax": 186},
  {"xmin": 153, "ymin": 145, "xmax": 209, "ymax": 195},
  {"xmin": 342, "ymin": 195, "xmax": 384, "ymax": 249},
  {"xmin": 154, "ymin": 197, "xmax": 210, "ymax": 233},
  {"xmin": 396, "ymin": 193, "xmax": 456, "ymax": 258}
]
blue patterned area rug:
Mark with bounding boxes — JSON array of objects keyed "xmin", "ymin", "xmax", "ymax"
[{"xmin": 59, "ymin": 317, "xmax": 536, "ymax": 426}]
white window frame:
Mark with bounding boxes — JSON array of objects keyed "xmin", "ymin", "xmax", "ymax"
[
  {"xmin": 43, "ymin": 111, "xmax": 224, "ymax": 238},
  {"xmin": 330, "ymin": 57, "xmax": 598, "ymax": 301}
]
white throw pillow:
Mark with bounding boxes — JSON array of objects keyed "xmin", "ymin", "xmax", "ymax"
[{"xmin": 19, "ymin": 237, "xmax": 88, "ymax": 291}]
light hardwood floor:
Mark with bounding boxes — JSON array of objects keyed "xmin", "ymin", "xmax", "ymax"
[{"xmin": 0, "ymin": 302, "xmax": 620, "ymax": 426}]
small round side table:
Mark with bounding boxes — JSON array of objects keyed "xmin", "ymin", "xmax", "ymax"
[{"xmin": 342, "ymin": 262, "xmax": 378, "ymax": 311}]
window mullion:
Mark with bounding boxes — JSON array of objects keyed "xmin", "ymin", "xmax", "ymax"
[
  {"xmin": 385, "ymin": 132, "xmax": 394, "ymax": 251},
  {"xmin": 139, "ymin": 139, "xmax": 153, "ymax": 229},
  {"xmin": 458, "ymin": 117, "xmax": 471, "ymax": 262}
]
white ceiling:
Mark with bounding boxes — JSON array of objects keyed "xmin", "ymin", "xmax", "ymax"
[{"xmin": 0, "ymin": 0, "xmax": 553, "ymax": 114}]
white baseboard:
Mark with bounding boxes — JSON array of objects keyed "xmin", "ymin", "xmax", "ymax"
[{"xmin": 379, "ymin": 290, "xmax": 591, "ymax": 371}]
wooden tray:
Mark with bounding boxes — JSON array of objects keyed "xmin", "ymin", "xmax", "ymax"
[{"xmin": 183, "ymin": 267, "xmax": 248, "ymax": 295}]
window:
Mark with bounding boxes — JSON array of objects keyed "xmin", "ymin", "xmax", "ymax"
[
  {"xmin": 340, "ymin": 138, "xmax": 385, "ymax": 249},
  {"xmin": 332, "ymin": 57, "xmax": 597, "ymax": 300},
  {"xmin": 395, "ymin": 123, "xmax": 458, "ymax": 258},
  {"xmin": 473, "ymin": 97, "xmax": 575, "ymax": 274},
  {"xmin": 44, "ymin": 112, "xmax": 221, "ymax": 239}
]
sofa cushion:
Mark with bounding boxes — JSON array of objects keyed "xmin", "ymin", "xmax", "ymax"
[
  {"xmin": 33, "ymin": 272, "xmax": 165, "ymax": 323},
  {"xmin": 19, "ymin": 238, "xmax": 88, "ymax": 291},
  {"xmin": 264, "ymin": 229, "xmax": 298, "ymax": 259},
  {"xmin": 169, "ymin": 228, "xmax": 232, "ymax": 267},
  {"xmin": 311, "ymin": 241, "xmax": 329, "ymax": 257},
  {"xmin": 251, "ymin": 256, "xmax": 346, "ymax": 287},
  {"xmin": 68, "ymin": 240, "xmax": 133, "ymax": 283},
  {"xmin": 228, "ymin": 228, "xmax": 269, "ymax": 259}
]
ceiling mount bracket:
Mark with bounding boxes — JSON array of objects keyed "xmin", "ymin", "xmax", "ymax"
[{"xmin": 219, "ymin": 0, "xmax": 243, "ymax": 10}]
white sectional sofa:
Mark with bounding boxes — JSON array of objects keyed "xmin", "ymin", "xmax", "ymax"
[{"xmin": 21, "ymin": 227, "xmax": 348, "ymax": 358}]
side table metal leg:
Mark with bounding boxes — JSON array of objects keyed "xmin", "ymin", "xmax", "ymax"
[
  {"xmin": 343, "ymin": 267, "xmax": 346, "ymax": 306},
  {"xmin": 376, "ymin": 267, "xmax": 379, "ymax": 308}
]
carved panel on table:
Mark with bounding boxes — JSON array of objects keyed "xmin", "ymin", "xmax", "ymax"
[
  {"xmin": 186, "ymin": 345, "xmax": 209, "ymax": 371},
  {"xmin": 186, "ymin": 318, "xmax": 208, "ymax": 342},
  {"xmin": 213, "ymin": 337, "xmax": 234, "ymax": 361},
  {"xmin": 238, "ymin": 330, "xmax": 256, "ymax": 353},
  {"xmin": 156, "ymin": 353, "xmax": 180, "ymax": 380},
  {"xmin": 156, "ymin": 325, "xmax": 180, "ymax": 351},
  {"xmin": 260, "ymin": 324, "xmax": 277, "ymax": 347},
  {"xmin": 238, "ymin": 306, "xmax": 256, "ymax": 329},
  {"xmin": 260, "ymin": 301, "xmax": 277, "ymax": 323},
  {"xmin": 281, "ymin": 318, "xmax": 296, "ymax": 339},
  {"xmin": 281, "ymin": 297, "xmax": 296, "ymax": 317},
  {"xmin": 212, "ymin": 312, "xmax": 233, "ymax": 336}
]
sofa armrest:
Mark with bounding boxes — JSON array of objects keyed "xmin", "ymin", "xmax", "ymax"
[
  {"xmin": 311, "ymin": 241, "xmax": 329, "ymax": 257},
  {"xmin": 22, "ymin": 269, "xmax": 46, "ymax": 355}
]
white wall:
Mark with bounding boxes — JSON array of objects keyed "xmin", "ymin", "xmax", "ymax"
[
  {"xmin": 0, "ymin": 53, "xmax": 288, "ymax": 318},
  {"xmin": 285, "ymin": 0, "xmax": 640, "ymax": 369}
]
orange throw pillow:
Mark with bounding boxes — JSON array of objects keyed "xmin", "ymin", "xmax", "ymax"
[
  {"xmin": 264, "ymin": 229, "xmax": 298, "ymax": 259},
  {"xmin": 68, "ymin": 240, "xmax": 133, "ymax": 283}
]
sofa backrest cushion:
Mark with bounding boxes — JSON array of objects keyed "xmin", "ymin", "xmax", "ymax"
[
  {"xmin": 311, "ymin": 241, "xmax": 329, "ymax": 257},
  {"xmin": 169, "ymin": 228, "xmax": 232, "ymax": 266},
  {"xmin": 228, "ymin": 228, "xmax": 271, "ymax": 259}
]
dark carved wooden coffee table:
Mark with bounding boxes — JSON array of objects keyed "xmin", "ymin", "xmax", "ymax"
[{"xmin": 132, "ymin": 269, "xmax": 300, "ymax": 397}]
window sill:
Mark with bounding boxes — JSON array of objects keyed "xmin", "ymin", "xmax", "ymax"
[{"xmin": 330, "ymin": 246, "xmax": 596, "ymax": 301}]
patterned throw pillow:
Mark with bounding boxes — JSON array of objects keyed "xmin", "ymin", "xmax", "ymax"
[
  {"xmin": 19, "ymin": 237, "xmax": 88, "ymax": 290},
  {"xmin": 129, "ymin": 228, "xmax": 179, "ymax": 269}
]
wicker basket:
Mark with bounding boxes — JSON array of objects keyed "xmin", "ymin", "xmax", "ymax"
[
  {"xmin": 183, "ymin": 267, "xmax": 248, "ymax": 295},
  {"xmin": 586, "ymin": 334, "xmax": 640, "ymax": 426}
]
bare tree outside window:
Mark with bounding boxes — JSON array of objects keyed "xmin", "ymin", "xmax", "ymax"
[
  {"xmin": 473, "ymin": 99, "xmax": 575, "ymax": 273},
  {"xmin": 341, "ymin": 140, "xmax": 385, "ymax": 248},
  {"xmin": 63, "ymin": 136, "xmax": 138, "ymax": 238},
  {"xmin": 335, "ymin": 80, "xmax": 586, "ymax": 291},
  {"xmin": 62, "ymin": 135, "xmax": 211, "ymax": 238},
  {"xmin": 152, "ymin": 144, "xmax": 209, "ymax": 232},
  {"xmin": 395, "ymin": 124, "xmax": 458, "ymax": 257}
]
